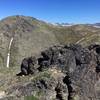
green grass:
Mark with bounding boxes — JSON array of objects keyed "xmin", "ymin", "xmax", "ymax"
[
  {"xmin": 31, "ymin": 70, "xmax": 51, "ymax": 82},
  {"xmin": 24, "ymin": 95, "xmax": 39, "ymax": 100}
]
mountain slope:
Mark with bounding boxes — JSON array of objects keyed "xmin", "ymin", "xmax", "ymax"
[
  {"xmin": 0, "ymin": 15, "xmax": 100, "ymax": 68},
  {"xmin": 0, "ymin": 16, "xmax": 58, "ymax": 68}
]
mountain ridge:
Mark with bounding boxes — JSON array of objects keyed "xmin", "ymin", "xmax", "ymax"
[{"xmin": 0, "ymin": 15, "xmax": 100, "ymax": 68}]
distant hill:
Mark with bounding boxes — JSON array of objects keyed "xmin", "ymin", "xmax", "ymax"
[
  {"xmin": 0, "ymin": 15, "xmax": 100, "ymax": 68},
  {"xmin": 93, "ymin": 23, "xmax": 100, "ymax": 26}
]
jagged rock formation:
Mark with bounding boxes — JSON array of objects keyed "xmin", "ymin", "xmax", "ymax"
[{"xmin": 5, "ymin": 44, "xmax": 99, "ymax": 100}]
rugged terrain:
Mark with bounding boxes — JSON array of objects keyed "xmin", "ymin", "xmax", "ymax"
[
  {"xmin": 0, "ymin": 16, "xmax": 100, "ymax": 100},
  {"xmin": 1, "ymin": 43, "xmax": 100, "ymax": 100}
]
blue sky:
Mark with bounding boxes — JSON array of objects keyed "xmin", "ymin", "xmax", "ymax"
[{"xmin": 0, "ymin": 0, "xmax": 100, "ymax": 23}]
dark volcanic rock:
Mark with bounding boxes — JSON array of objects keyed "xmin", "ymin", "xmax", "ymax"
[
  {"xmin": 17, "ymin": 56, "xmax": 38, "ymax": 76},
  {"xmin": 15, "ymin": 44, "xmax": 100, "ymax": 100}
]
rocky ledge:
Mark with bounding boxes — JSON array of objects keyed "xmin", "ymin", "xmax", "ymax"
[{"xmin": 6, "ymin": 44, "xmax": 100, "ymax": 100}]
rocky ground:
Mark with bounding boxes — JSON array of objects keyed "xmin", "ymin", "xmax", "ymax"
[{"xmin": 0, "ymin": 43, "xmax": 100, "ymax": 100}]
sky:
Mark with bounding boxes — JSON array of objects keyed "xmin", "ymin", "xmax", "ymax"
[{"xmin": 0, "ymin": 0, "xmax": 100, "ymax": 24}]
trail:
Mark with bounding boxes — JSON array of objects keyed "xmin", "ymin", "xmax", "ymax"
[
  {"xmin": 76, "ymin": 34, "xmax": 99, "ymax": 44},
  {"xmin": 76, "ymin": 37, "xmax": 85, "ymax": 44}
]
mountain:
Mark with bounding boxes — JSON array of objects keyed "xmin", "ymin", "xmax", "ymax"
[
  {"xmin": 93, "ymin": 23, "xmax": 100, "ymax": 26},
  {"xmin": 0, "ymin": 15, "xmax": 100, "ymax": 68},
  {"xmin": 0, "ymin": 15, "xmax": 59, "ymax": 68},
  {"xmin": 0, "ymin": 15, "xmax": 100, "ymax": 99},
  {"xmin": 86, "ymin": 23, "xmax": 100, "ymax": 28}
]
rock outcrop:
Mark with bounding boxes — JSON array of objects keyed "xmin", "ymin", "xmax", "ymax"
[{"xmin": 7, "ymin": 44, "xmax": 100, "ymax": 100}]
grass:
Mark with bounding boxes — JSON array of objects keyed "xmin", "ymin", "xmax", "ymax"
[
  {"xmin": 30, "ymin": 70, "xmax": 51, "ymax": 82},
  {"xmin": 24, "ymin": 95, "xmax": 39, "ymax": 100}
]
